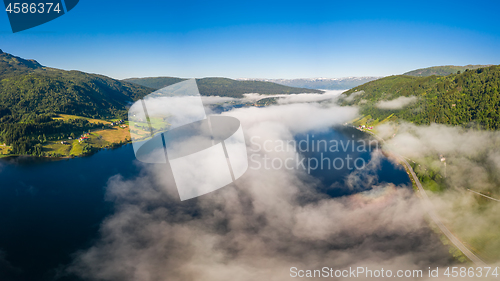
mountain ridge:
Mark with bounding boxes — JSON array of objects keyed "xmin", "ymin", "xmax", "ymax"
[
  {"xmin": 341, "ymin": 65, "xmax": 500, "ymax": 129},
  {"xmin": 0, "ymin": 49, "xmax": 44, "ymax": 78},
  {"xmin": 123, "ymin": 76, "xmax": 323, "ymax": 97},
  {"xmin": 0, "ymin": 51, "xmax": 321, "ymax": 156},
  {"xmin": 403, "ymin": 65, "xmax": 492, "ymax": 77},
  {"xmin": 234, "ymin": 77, "xmax": 381, "ymax": 90},
  {"xmin": 0, "ymin": 51, "xmax": 154, "ymax": 121}
]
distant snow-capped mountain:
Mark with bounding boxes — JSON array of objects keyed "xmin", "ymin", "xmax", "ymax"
[{"xmin": 235, "ymin": 77, "xmax": 381, "ymax": 90}]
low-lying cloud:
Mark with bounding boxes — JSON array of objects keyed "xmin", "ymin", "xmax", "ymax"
[
  {"xmin": 67, "ymin": 102, "xmax": 467, "ymax": 281},
  {"xmin": 376, "ymin": 96, "xmax": 417, "ymax": 110},
  {"xmin": 276, "ymin": 90, "xmax": 346, "ymax": 104},
  {"xmin": 201, "ymin": 91, "xmax": 344, "ymax": 109},
  {"xmin": 378, "ymin": 122, "xmax": 500, "ymax": 264},
  {"xmin": 342, "ymin": 90, "xmax": 364, "ymax": 102}
]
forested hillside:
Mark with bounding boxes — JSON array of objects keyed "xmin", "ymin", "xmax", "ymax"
[
  {"xmin": 403, "ymin": 65, "xmax": 491, "ymax": 77},
  {"xmin": 124, "ymin": 77, "xmax": 323, "ymax": 97},
  {"xmin": 0, "ymin": 51, "xmax": 154, "ymax": 122},
  {"xmin": 197, "ymin": 77, "xmax": 322, "ymax": 97},
  {"xmin": 0, "ymin": 50, "xmax": 154, "ymax": 156},
  {"xmin": 123, "ymin": 76, "xmax": 186, "ymax": 90},
  {"xmin": 0, "ymin": 48, "xmax": 43, "ymax": 77},
  {"xmin": 0, "ymin": 51, "xmax": 321, "ymax": 156},
  {"xmin": 341, "ymin": 65, "xmax": 500, "ymax": 129},
  {"xmin": 244, "ymin": 77, "xmax": 380, "ymax": 90}
]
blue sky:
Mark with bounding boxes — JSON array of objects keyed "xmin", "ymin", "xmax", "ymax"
[{"xmin": 1, "ymin": 0, "xmax": 499, "ymax": 79}]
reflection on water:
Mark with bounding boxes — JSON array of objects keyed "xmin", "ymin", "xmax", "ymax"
[
  {"xmin": 0, "ymin": 144, "xmax": 141, "ymax": 281},
  {"xmin": 295, "ymin": 126, "xmax": 411, "ymax": 197},
  {"xmin": 0, "ymin": 128, "xmax": 410, "ymax": 280}
]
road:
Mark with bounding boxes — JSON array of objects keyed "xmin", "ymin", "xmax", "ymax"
[
  {"xmin": 468, "ymin": 189, "xmax": 500, "ymax": 203},
  {"xmin": 363, "ymin": 129, "xmax": 487, "ymax": 267}
]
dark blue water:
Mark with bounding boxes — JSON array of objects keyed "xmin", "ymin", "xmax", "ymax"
[
  {"xmin": 208, "ymin": 103, "xmax": 247, "ymax": 114},
  {"xmin": 295, "ymin": 126, "xmax": 411, "ymax": 197},
  {"xmin": 0, "ymin": 127, "xmax": 410, "ymax": 280},
  {"xmin": 0, "ymin": 144, "xmax": 141, "ymax": 281}
]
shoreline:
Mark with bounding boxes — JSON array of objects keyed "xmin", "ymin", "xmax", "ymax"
[{"xmin": 0, "ymin": 141, "xmax": 132, "ymax": 162}]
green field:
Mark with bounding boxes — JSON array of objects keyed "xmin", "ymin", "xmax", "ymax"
[
  {"xmin": 404, "ymin": 154, "xmax": 500, "ymax": 263},
  {"xmin": 442, "ymin": 196, "xmax": 500, "ymax": 263},
  {"xmin": 53, "ymin": 114, "xmax": 112, "ymax": 125},
  {"xmin": 92, "ymin": 126, "xmax": 131, "ymax": 144},
  {"xmin": 0, "ymin": 144, "xmax": 12, "ymax": 157},
  {"xmin": 366, "ymin": 122, "xmax": 500, "ymax": 263},
  {"xmin": 1, "ymin": 115, "xmax": 133, "ymax": 158},
  {"xmin": 43, "ymin": 141, "xmax": 72, "ymax": 156},
  {"xmin": 69, "ymin": 140, "xmax": 84, "ymax": 156},
  {"xmin": 351, "ymin": 113, "xmax": 398, "ymax": 129},
  {"xmin": 129, "ymin": 116, "xmax": 169, "ymax": 142},
  {"xmin": 65, "ymin": 128, "xmax": 130, "ymax": 157}
]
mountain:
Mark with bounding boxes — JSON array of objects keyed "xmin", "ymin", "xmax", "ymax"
[
  {"xmin": 0, "ymin": 51, "xmax": 323, "ymax": 156},
  {"xmin": 124, "ymin": 77, "xmax": 323, "ymax": 97},
  {"xmin": 236, "ymin": 77, "xmax": 380, "ymax": 90},
  {"xmin": 0, "ymin": 48, "xmax": 43, "ymax": 77},
  {"xmin": 0, "ymin": 50, "xmax": 154, "ymax": 121},
  {"xmin": 196, "ymin": 77, "xmax": 322, "ymax": 97},
  {"xmin": 403, "ymin": 65, "xmax": 492, "ymax": 77},
  {"xmin": 0, "ymin": 50, "xmax": 160, "ymax": 156},
  {"xmin": 122, "ymin": 77, "xmax": 186, "ymax": 90},
  {"xmin": 341, "ymin": 65, "xmax": 500, "ymax": 130},
  {"xmin": 1, "ymin": 50, "xmax": 320, "ymax": 122}
]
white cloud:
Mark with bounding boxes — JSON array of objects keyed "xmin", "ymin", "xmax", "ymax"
[
  {"xmin": 67, "ymin": 103, "xmax": 471, "ymax": 281},
  {"xmin": 343, "ymin": 90, "xmax": 364, "ymax": 102},
  {"xmin": 200, "ymin": 96, "xmax": 238, "ymax": 104},
  {"xmin": 376, "ymin": 96, "xmax": 417, "ymax": 110},
  {"xmin": 276, "ymin": 90, "xmax": 346, "ymax": 104},
  {"xmin": 380, "ymin": 122, "xmax": 500, "ymax": 265}
]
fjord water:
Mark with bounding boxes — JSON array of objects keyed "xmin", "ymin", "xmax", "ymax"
[
  {"xmin": 0, "ymin": 144, "xmax": 142, "ymax": 281},
  {"xmin": 0, "ymin": 127, "xmax": 410, "ymax": 280},
  {"xmin": 295, "ymin": 126, "xmax": 411, "ymax": 197}
]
